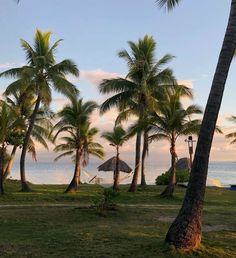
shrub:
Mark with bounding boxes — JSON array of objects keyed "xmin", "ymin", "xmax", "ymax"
[
  {"xmin": 155, "ymin": 169, "xmax": 189, "ymax": 185},
  {"xmin": 92, "ymin": 188, "xmax": 119, "ymax": 216}
]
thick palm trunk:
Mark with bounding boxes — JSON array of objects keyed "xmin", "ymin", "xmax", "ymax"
[
  {"xmin": 65, "ymin": 149, "xmax": 81, "ymax": 193},
  {"xmin": 0, "ymin": 147, "xmax": 5, "ymax": 195},
  {"xmin": 128, "ymin": 132, "xmax": 142, "ymax": 192},
  {"xmin": 113, "ymin": 147, "xmax": 120, "ymax": 191},
  {"xmin": 161, "ymin": 139, "xmax": 176, "ymax": 197},
  {"xmin": 20, "ymin": 95, "xmax": 41, "ymax": 192},
  {"xmin": 3, "ymin": 145, "xmax": 17, "ymax": 181},
  {"xmin": 165, "ymin": 0, "xmax": 236, "ymax": 250},
  {"xmin": 141, "ymin": 131, "xmax": 148, "ymax": 187}
]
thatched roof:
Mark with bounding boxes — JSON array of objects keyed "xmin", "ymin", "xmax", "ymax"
[
  {"xmin": 97, "ymin": 156, "xmax": 132, "ymax": 173},
  {"xmin": 168, "ymin": 157, "xmax": 191, "ymax": 172}
]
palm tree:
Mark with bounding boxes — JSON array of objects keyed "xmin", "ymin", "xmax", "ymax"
[
  {"xmin": 101, "ymin": 126, "xmax": 128, "ymax": 191},
  {"xmin": 156, "ymin": 0, "xmax": 236, "ymax": 250},
  {"xmin": 0, "ymin": 29, "xmax": 79, "ymax": 192},
  {"xmin": 0, "ymin": 101, "xmax": 23, "ymax": 194},
  {"xmin": 3, "ymin": 90, "xmax": 53, "ymax": 181},
  {"xmin": 52, "ymin": 95, "xmax": 103, "ymax": 193},
  {"xmin": 100, "ymin": 35, "xmax": 177, "ymax": 192},
  {"xmin": 54, "ymin": 122, "xmax": 104, "ymax": 193},
  {"xmin": 149, "ymin": 87, "xmax": 202, "ymax": 197}
]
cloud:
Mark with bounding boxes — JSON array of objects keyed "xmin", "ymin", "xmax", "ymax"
[
  {"xmin": 0, "ymin": 63, "xmax": 15, "ymax": 69},
  {"xmin": 0, "ymin": 62, "xmax": 26, "ymax": 70},
  {"xmin": 80, "ymin": 69, "xmax": 120, "ymax": 86},
  {"xmin": 178, "ymin": 80, "xmax": 193, "ymax": 89},
  {"xmin": 52, "ymin": 97, "xmax": 69, "ymax": 111}
]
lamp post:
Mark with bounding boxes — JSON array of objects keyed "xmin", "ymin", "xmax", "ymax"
[{"xmin": 185, "ymin": 135, "xmax": 196, "ymax": 167}]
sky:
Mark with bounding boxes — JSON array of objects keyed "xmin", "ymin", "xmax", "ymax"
[{"xmin": 1, "ymin": 0, "xmax": 236, "ymax": 166}]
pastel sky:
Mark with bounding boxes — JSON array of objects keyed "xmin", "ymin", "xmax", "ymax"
[{"xmin": 1, "ymin": 0, "xmax": 236, "ymax": 166}]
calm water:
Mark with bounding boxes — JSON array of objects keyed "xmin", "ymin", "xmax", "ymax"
[{"xmin": 10, "ymin": 161, "xmax": 236, "ymax": 187}]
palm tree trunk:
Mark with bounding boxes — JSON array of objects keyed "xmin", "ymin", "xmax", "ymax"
[
  {"xmin": 65, "ymin": 149, "xmax": 81, "ymax": 193},
  {"xmin": 165, "ymin": 0, "xmax": 236, "ymax": 250},
  {"xmin": 128, "ymin": 131, "xmax": 142, "ymax": 192},
  {"xmin": 113, "ymin": 146, "xmax": 120, "ymax": 191},
  {"xmin": 20, "ymin": 95, "xmax": 41, "ymax": 192},
  {"xmin": 0, "ymin": 145, "xmax": 6, "ymax": 195},
  {"xmin": 3, "ymin": 145, "xmax": 17, "ymax": 181},
  {"xmin": 141, "ymin": 131, "xmax": 148, "ymax": 187},
  {"xmin": 161, "ymin": 139, "xmax": 176, "ymax": 198}
]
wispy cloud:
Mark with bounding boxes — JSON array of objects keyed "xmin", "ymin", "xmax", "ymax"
[
  {"xmin": 0, "ymin": 62, "xmax": 25, "ymax": 70},
  {"xmin": 80, "ymin": 69, "xmax": 120, "ymax": 86},
  {"xmin": 178, "ymin": 79, "xmax": 194, "ymax": 89}
]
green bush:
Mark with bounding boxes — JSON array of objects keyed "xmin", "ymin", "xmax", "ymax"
[
  {"xmin": 92, "ymin": 188, "xmax": 119, "ymax": 216},
  {"xmin": 155, "ymin": 169, "xmax": 189, "ymax": 185}
]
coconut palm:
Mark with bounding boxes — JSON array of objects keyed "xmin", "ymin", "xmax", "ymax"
[
  {"xmin": 149, "ymin": 87, "xmax": 202, "ymax": 197},
  {"xmin": 54, "ymin": 122, "xmax": 104, "ymax": 193},
  {"xmin": 0, "ymin": 29, "xmax": 79, "ymax": 191},
  {"xmin": 100, "ymin": 35, "xmax": 179, "ymax": 192},
  {"xmin": 0, "ymin": 101, "xmax": 23, "ymax": 194},
  {"xmin": 101, "ymin": 126, "xmax": 128, "ymax": 191},
  {"xmin": 117, "ymin": 84, "xmax": 192, "ymax": 189},
  {"xmin": 156, "ymin": 0, "xmax": 236, "ymax": 250},
  {"xmin": 3, "ymin": 90, "xmax": 53, "ymax": 181},
  {"xmin": 52, "ymin": 95, "xmax": 103, "ymax": 193}
]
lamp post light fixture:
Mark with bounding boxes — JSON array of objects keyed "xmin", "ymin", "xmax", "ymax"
[{"xmin": 185, "ymin": 135, "xmax": 196, "ymax": 167}]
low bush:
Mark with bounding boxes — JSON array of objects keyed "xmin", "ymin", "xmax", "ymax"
[
  {"xmin": 155, "ymin": 169, "xmax": 189, "ymax": 185},
  {"xmin": 91, "ymin": 188, "xmax": 119, "ymax": 216}
]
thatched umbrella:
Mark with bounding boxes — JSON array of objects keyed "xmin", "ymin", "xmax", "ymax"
[{"xmin": 97, "ymin": 156, "xmax": 132, "ymax": 174}]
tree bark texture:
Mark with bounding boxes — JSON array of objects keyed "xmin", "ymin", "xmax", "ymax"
[
  {"xmin": 165, "ymin": 0, "xmax": 236, "ymax": 250},
  {"xmin": 161, "ymin": 138, "xmax": 176, "ymax": 197},
  {"xmin": 3, "ymin": 145, "xmax": 17, "ymax": 181},
  {"xmin": 65, "ymin": 149, "xmax": 81, "ymax": 193},
  {"xmin": 141, "ymin": 131, "xmax": 148, "ymax": 187},
  {"xmin": 128, "ymin": 132, "xmax": 142, "ymax": 192},
  {"xmin": 113, "ymin": 146, "xmax": 120, "ymax": 191},
  {"xmin": 20, "ymin": 95, "xmax": 41, "ymax": 192}
]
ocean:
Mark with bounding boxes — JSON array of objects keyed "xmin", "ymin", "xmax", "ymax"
[{"xmin": 9, "ymin": 161, "xmax": 236, "ymax": 187}]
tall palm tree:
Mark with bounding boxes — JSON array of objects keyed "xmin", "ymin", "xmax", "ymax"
[
  {"xmin": 100, "ymin": 35, "xmax": 177, "ymax": 192},
  {"xmin": 101, "ymin": 126, "xmax": 128, "ymax": 191},
  {"xmin": 52, "ymin": 95, "xmax": 103, "ymax": 193},
  {"xmin": 156, "ymin": 0, "xmax": 236, "ymax": 250},
  {"xmin": 149, "ymin": 87, "xmax": 202, "ymax": 197},
  {"xmin": 0, "ymin": 29, "xmax": 79, "ymax": 192},
  {"xmin": 117, "ymin": 85, "xmax": 192, "ymax": 189}
]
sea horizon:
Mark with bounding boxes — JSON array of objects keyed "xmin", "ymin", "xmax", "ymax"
[{"xmin": 9, "ymin": 160, "xmax": 236, "ymax": 187}]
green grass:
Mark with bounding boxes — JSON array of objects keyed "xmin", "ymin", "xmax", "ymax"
[{"xmin": 0, "ymin": 180, "xmax": 235, "ymax": 257}]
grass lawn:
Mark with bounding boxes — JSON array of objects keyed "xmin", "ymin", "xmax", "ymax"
[{"xmin": 0, "ymin": 180, "xmax": 235, "ymax": 257}]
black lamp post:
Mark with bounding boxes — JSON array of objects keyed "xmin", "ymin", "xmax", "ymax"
[{"xmin": 185, "ymin": 135, "xmax": 196, "ymax": 167}]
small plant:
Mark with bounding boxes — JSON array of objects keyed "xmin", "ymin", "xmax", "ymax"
[
  {"xmin": 155, "ymin": 169, "xmax": 189, "ymax": 185},
  {"xmin": 92, "ymin": 188, "xmax": 119, "ymax": 216}
]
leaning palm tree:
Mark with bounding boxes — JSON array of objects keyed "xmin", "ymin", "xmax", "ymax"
[
  {"xmin": 149, "ymin": 87, "xmax": 202, "ymax": 197},
  {"xmin": 101, "ymin": 126, "xmax": 128, "ymax": 191},
  {"xmin": 3, "ymin": 90, "xmax": 53, "ymax": 181},
  {"xmin": 100, "ymin": 35, "xmax": 179, "ymax": 192},
  {"xmin": 52, "ymin": 95, "xmax": 102, "ymax": 193},
  {"xmin": 54, "ymin": 122, "xmax": 104, "ymax": 193},
  {"xmin": 0, "ymin": 29, "xmax": 79, "ymax": 192},
  {"xmin": 0, "ymin": 101, "xmax": 23, "ymax": 194},
  {"xmin": 156, "ymin": 0, "xmax": 236, "ymax": 250}
]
